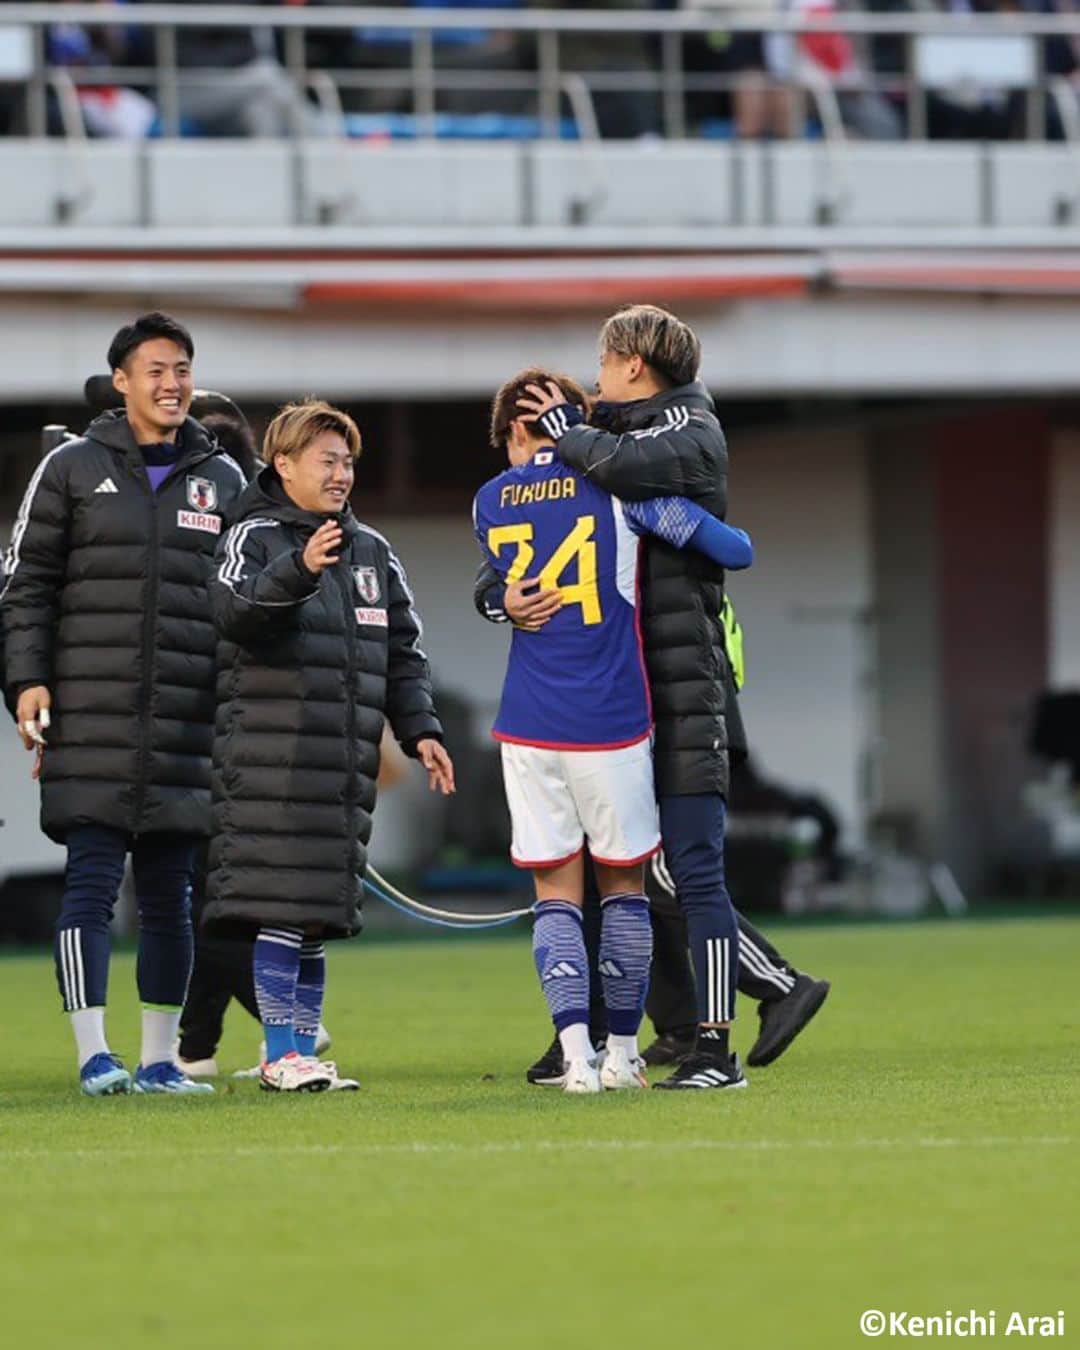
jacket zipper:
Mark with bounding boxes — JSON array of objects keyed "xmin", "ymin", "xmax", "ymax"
[
  {"xmin": 131, "ymin": 462, "xmax": 159, "ymax": 832},
  {"xmin": 330, "ymin": 561, "xmax": 360, "ymax": 884},
  {"xmin": 126, "ymin": 441, "xmax": 218, "ymax": 829}
]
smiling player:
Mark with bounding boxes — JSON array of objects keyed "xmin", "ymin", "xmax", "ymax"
[
  {"xmin": 207, "ymin": 400, "xmax": 453, "ymax": 1092},
  {"xmin": 1, "ymin": 312, "xmax": 246, "ymax": 1095}
]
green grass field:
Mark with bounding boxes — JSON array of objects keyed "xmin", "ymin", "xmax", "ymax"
[{"xmin": 0, "ymin": 916, "xmax": 1077, "ymax": 1350}]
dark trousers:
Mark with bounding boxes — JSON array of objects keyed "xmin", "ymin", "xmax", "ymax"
[
  {"xmin": 177, "ymin": 845, "xmax": 259, "ymax": 1061},
  {"xmin": 55, "ymin": 825, "xmax": 196, "ymax": 1012},
  {"xmin": 656, "ymin": 793, "xmax": 739, "ymax": 1024},
  {"xmin": 645, "ymin": 862, "xmax": 797, "ymax": 1035}
]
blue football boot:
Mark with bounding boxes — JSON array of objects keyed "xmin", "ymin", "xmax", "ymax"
[
  {"xmin": 133, "ymin": 1061, "xmax": 215, "ymax": 1095},
  {"xmin": 80, "ymin": 1053, "xmax": 133, "ymax": 1097}
]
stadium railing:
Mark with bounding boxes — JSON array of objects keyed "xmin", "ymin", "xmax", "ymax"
[
  {"xmin": 1, "ymin": 4, "xmax": 1079, "ymax": 144},
  {"xmin": 1, "ymin": 7, "xmax": 1079, "ymax": 235}
]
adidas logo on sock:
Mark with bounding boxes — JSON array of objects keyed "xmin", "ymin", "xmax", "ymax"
[
  {"xmin": 543, "ymin": 961, "xmax": 581, "ymax": 981},
  {"xmin": 94, "ymin": 477, "xmax": 119, "ymax": 494},
  {"xmin": 598, "ymin": 959, "xmax": 625, "ymax": 978}
]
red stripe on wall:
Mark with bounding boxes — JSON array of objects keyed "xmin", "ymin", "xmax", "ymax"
[
  {"xmin": 935, "ymin": 408, "xmax": 1049, "ymax": 884},
  {"xmin": 302, "ymin": 274, "xmax": 809, "ymax": 310}
]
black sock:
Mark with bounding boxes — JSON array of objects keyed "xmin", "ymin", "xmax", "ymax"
[{"xmin": 698, "ymin": 1026, "xmax": 730, "ymax": 1058}]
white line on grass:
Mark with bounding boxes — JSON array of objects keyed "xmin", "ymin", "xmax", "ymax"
[{"xmin": 0, "ymin": 1136, "xmax": 1072, "ymax": 1164}]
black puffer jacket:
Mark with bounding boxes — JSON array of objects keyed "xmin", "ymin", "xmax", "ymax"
[
  {"xmin": 475, "ymin": 382, "xmax": 730, "ymax": 797},
  {"xmin": 556, "ymin": 382, "xmax": 730, "ymax": 796},
  {"xmin": 205, "ymin": 467, "xmax": 442, "ymax": 939},
  {"xmin": 1, "ymin": 412, "xmax": 246, "ymax": 841}
]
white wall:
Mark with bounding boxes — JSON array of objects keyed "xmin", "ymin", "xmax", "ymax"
[
  {"xmin": 719, "ymin": 427, "xmax": 872, "ymax": 841},
  {"xmin": 0, "ymin": 726, "xmax": 66, "ymax": 878},
  {"xmin": 3, "ymin": 293, "xmax": 1080, "ymax": 405}
]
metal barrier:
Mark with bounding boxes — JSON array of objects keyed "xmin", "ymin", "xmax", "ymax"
[
  {"xmin": 1048, "ymin": 76, "xmax": 1080, "ymax": 223},
  {"xmin": 0, "ymin": 4, "xmax": 1078, "ymax": 143}
]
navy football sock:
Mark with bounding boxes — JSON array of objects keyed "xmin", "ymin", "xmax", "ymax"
[
  {"xmin": 294, "ymin": 941, "xmax": 326, "ymax": 1057},
  {"xmin": 532, "ymin": 901, "xmax": 590, "ymax": 1034},
  {"xmin": 254, "ymin": 927, "xmax": 304, "ymax": 1062},
  {"xmin": 598, "ymin": 893, "xmax": 653, "ymax": 1037}
]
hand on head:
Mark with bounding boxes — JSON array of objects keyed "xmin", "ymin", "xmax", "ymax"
[{"xmin": 516, "ymin": 381, "xmax": 567, "ymax": 420}]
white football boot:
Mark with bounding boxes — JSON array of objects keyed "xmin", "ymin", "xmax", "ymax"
[
  {"xmin": 600, "ymin": 1045, "xmax": 649, "ymax": 1090},
  {"xmin": 259, "ymin": 1052, "xmax": 334, "ymax": 1093},
  {"xmin": 236, "ymin": 1023, "xmax": 331, "ymax": 1079},
  {"xmin": 321, "ymin": 1061, "xmax": 360, "ymax": 1092},
  {"xmin": 173, "ymin": 1047, "xmax": 219, "ymax": 1078},
  {"xmin": 563, "ymin": 1057, "xmax": 602, "ymax": 1094}
]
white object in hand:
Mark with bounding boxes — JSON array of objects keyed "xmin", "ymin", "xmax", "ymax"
[{"xmin": 24, "ymin": 706, "xmax": 50, "ymax": 745}]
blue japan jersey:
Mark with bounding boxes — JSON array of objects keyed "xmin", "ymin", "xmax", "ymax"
[{"xmin": 474, "ymin": 450, "xmax": 655, "ymax": 750}]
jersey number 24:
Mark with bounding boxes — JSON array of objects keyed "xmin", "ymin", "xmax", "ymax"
[{"xmin": 488, "ymin": 515, "xmax": 601, "ymax": 625}]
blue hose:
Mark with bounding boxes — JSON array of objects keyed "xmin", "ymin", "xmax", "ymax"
[{"xmin": 363, "ymin": 875, "xmax": 531, "ymax": 931}]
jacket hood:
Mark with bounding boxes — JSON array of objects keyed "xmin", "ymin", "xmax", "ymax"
[
  {"xmin": 233, "ymin": 461, "xmax": 359, "ymax": 539},
  {"xmin": 84, "ymin": 409, "xmax": 219, "ymax": 461},
  {"xmin": 590, "ymin": 379, "xmax": 717, "ymax": 433}
]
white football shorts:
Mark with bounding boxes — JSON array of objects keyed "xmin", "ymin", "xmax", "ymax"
[{"xmin": 500, "ymin": 737, "xmax": 661, "ymax": 869}]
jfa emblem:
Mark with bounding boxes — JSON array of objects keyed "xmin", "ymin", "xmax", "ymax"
[
  {"xmin": 186, "ymin": 475, "xmax": 218, "ymax": 512},
  {"xmin": 353, "ymin": 566, "xmax": 379, "ymax": 604}
]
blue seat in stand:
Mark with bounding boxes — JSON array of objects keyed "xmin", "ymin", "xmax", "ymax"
[{"xmin": 345, "ymin": 112, "xmax": 581, "ymax": 141}]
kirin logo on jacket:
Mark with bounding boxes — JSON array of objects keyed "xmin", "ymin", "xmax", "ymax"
[
  {"xmin": 186, "ymin": 475, "xmax": 218, "ymax": 513},
  {"xmin": 353, "ymin": 566, "xmax": 380, "ymax": 605}
]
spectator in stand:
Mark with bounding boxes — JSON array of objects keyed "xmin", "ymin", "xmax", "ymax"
[
  {"xmin": 121, "ymin": 0, "xmax": 312, "ymax": 137},
  {"xmin": 683, "ymin": 0, "xmax": 901, "ymax": 139},
  {"xmin": 339, "ymin": 0, "xmax": 529, "ymax": 121},
  {"xmin": 1025, "ymin": 0, "xmax": 1080, "ymax": 139},
  {"xmin": 923, "ymin": 0, "xmax": 1025, "ymax": 140},
  {"xmin": 47, "ymin": 19, "xmax": 156, "ymax": 138},
  {"xmin": 680, "ymin": 0, "xmax": 784, "ymax": 138},
  {"xmin": 532, "ymin": 0, "xmax": 663, "ymax": 138},
  {"xmin": 765, "ymin": 0, "xmax": 903, "ymax": 138}
]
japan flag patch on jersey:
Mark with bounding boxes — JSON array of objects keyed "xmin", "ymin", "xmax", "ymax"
[
  {"xmin": 353, "ymin": 566, "xmax": 380, "ymax": 604},
  {"xmin": 186, "ymin": 475, "xmax": 218, "ymax": 512}
]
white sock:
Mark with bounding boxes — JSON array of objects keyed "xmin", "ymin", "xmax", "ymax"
[
  {"xmin": 141, "ymin": 1007, "xmax": 182, "ymax": 1068},
  {"xmin": 608, "ymin": 1032, "xmax": 639, "ymax": 1059},
  {"xmin": 70, "ymin": 1007, "xmax": 109, "ymax": 1069},
  {"xmin": 558, "ymin": 1022, "xmax": 594, "ymax": 1063}
]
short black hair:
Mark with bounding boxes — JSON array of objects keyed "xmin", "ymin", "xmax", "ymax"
[{"xmin": 107, "ymin": 311, "xmax": 194, "ymax": 371}]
